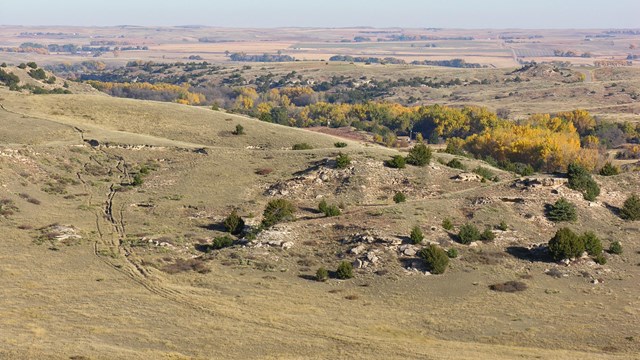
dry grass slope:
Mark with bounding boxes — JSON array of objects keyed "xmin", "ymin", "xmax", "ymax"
[{"xmin": 0, "ymin": 88, "xmax": 638, "ymax": 359}]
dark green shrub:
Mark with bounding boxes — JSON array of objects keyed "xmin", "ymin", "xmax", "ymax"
[
  {"xmin": 406, "ymin": 143, "xmax": 432, "ymax": 166},
  {"xmin": 594, "ymin": 253, "xmax": 607, "ymax": 265},
  {"xmin": 335, "ymin": 153, "xmax": 351, "ymax": 169},
  {"xmin": 548, "ymin": 228, "xmax": 585, "ymax": 260},
  {"xmin": 385, "ymin": 155, "xmax": 406, "ymax": 169},
  {"xmin": 223, "ymin": 209, "xmax": 245, "ymax": 235},
  {"xmin": 132, "ymin": 173, "xmax": 144, "ymax": 186},
  {"xmin": 318, "ymin": 199, "xmax": 328, "ymax": 213},
  {"xmin": 318, "ymin": 199, "xmax": 341, "ymax": 217},
  {"xmin": 582, "ymin": 180, "xmax": 601, "ymax": 201},
  {"xmin": 620, "ymin": 194, "xmax": 640, "ymax": 221},
  {"xmin": 316, "ymin": 267, "xmax": 329, "ymax": 281},
  {"xmin": 323, "ymin": 205, "xmax": 341, "ymax": 217},
  {"xmin": 497, "ymin": 220, "xmax": 508, "ymax": 231},
  {"xmin": 480, "ymin": 228, "xmax": 495, "ymax": 241},
  {"xmin": 442, "ymin": 218, "xmax": 454, "ymax": 231},
  {"xmin": 393, "ymin": 192, "xmax": 406, "ymax": 203},
  {"xmin": 458, "ymin": 223, "xmax": 481, "ymax": 244},
  {"xmin": 17, "ymin": 63, "xmax": 27, "ymax": 69},
  {"xmin": 28, "ymin": 68, "xmax": 47, "ymax": 80},
  {"xmin": 211, "ymin": 102, "xmax": 220, "ymax": 110},
  {"xmin": 446, "ymin": 158, "xmax": 465, "ymax": 170},
  {"xmin": 546, "ymin": 198, "xmax": 577, "ymax": 222},
  {"xmin": 261, "ymin": 199, "xmax": 296, "ymax": 228},
  {"xmin": 0, "ymin": 62, "xmax": 6, "ymax": 67},
  {"xmin": 334, "ymin": 142, "xmax": 347, "ymax": 148},
  {"xmin": 410, "ymin": 226, "xmax": 424, "ymax": 244},
  {"xmin": 419, "ymin": 244, "xmax": 449, "ymax": 274},
  {"xmin": 336, "ymin": 261, "xmax": 354, "ymax": 279},
  {"xmin": 26, "ymin": 62, "xmax": 38, "ymax": 69},
  {"xmin": 45, "ymin": 76, "xmax": 56, "ymax": 84},
  {"xmin": 292, "ymin": 143, "xmax": 313, "ymax": 150},
  {"xmin": 567, "ymin": 162, "xmax": 600, "ymax": 201},
  {"xmin": 512, "ymin": 162, "xmax": 535, "ymax": 176},
  {"xmin": 581, "ymin": 231, "xmax": 602, "ymax": 256},
  {"xmin": 609, "ymin": 241, "xmax": 623, "ymax": 255},
  {"xmin": 447, "ymin": 248, "xmax": 458, "ymax": 258},
  {"xmin": 210, "ymin": 235, "xmax": 234, "ymax": 250},
  {"xmin": 232, "ymin": 124, "xmax": 244, "ymax": 135},
  {"xmin": 0, "ymin": 68, "xmax": 20, "ymax": 87},
  {"xmin": 599, "ymin": 162, "xmax": 619, "ymax": 176},
  {"xmin": 473, "ymin": 166, "xmax": 495, "ymax": 180}
]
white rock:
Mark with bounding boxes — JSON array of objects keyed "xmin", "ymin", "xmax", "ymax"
[
  {"xmin": 350, "ymin": 244, "xmax": 366, "ymax": 255},
  {"xmin": 403, "ymin": 248, "xmax": 417, "ymax": 257},
  {"xmin": 469, "ymin": 242, "xmax": 479, "ymax": 247},
  {"xmin": 281, "ymin": 241, "xmax": 294, "ymax": 250}
]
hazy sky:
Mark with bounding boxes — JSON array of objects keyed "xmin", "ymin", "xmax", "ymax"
[{"xmin": 1, "ymin": 0, "xmax": 638, "ymax": 28}]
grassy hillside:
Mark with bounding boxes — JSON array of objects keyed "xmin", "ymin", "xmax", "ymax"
[{"xmin": 0, "ymin": 89, "xmax": 638, "ymax": 359}]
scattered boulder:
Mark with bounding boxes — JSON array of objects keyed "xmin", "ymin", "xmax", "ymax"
[
  {"xmin": 350, "ymin": 244, "xmax": 366, "ymax": 255},
  {"xmin": 454, "ymin": 172, "xmax": 482, "ymax": 182}
]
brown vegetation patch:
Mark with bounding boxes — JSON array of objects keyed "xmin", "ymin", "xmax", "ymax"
[
  {"xmin": 162, "ymin": 258, "xmax": 210, "ymax": 274},
  {"xmin": 489, "ymin": 281, "xmax": 528, "ymax": 293}
]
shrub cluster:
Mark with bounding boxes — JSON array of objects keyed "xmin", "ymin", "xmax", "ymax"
[
  {"xmin": 315, "ymin": 267, "xmax": 329, "ymax": 281},
  {"xmin": 210, "ymin": 235, "xmax": 234, "ymax": 250},
  {"xmin": 480, "ymin": 228, "xmax": 495, "ymax": 241},
  {"xmin": 28, "ymin": 68, "xmax": 47, "ymax": 80},
  {"xmin": 406, "ymin": 143, "xmax": 432, "ymax": 166},
  {"xmin": 442, "ymin": 218, "xmax": 454, "ymax": 230},
  {"xmin": 473, "ymin": 166, "xmax": 497, "ymax": 181},
  {"xmin": 620, "ymin": 194, "xmax": 640, "ymax": 221},
  {"xmin": 567, "ymin": 162, "xmax": 600, "ymax": 201},
  {"xmin": 446, "ymin": 158, "xmax": 465, "ymax": 170},
  {"xmin": 410, "ymin": 226, "xmax": 424, "ymax": 244},
  {"xmin": 547, "ymin": 228, "xmax": 603, "ymax": 261},
  {"xmin": 262, "ymin": 199, "xmax": 296, "ymax": 228},
  {"xmin": 457, "ymin": 223, "xmax": 481, "ymax": 244},
  {"xmin": 546, "ymin": 198, "xmax": 577, "ymax": 222},
  {"xmin": 336, "ymin": 261, "xmax": 354, "ymax": 279},
  {"xmin": 609, "ymin": 241, "xmax": 623, "ymax": 255},
  {"xmin": 232, "ymin": 124, "xmax": 244, "ymax": 135},
  {"xmin": 393, "ymin": 192, "xmax": 406, "ymax": 203},
  {"xmin": 335, "ymin": 153, "xmax": 351, "ymax": 169},
  {"xmin": 385, "ymin": 155, "xmax": 406, "ymax": 169},
  {"xmin": 223, "ymin": 209, "xmax": 245, "ymax": 235},
  {"xmin": 334, "ymin": 142, "xmax": 347, "ymax": 148},
  {"xmin": 318, "ymin": 199, "xmax": 341, "ymax": 217},
  {"xmin": 419, "ymin": 244, "xmax": 449, "ymax": 274},
  {"xmin": 599, "ymin": 162, "xmax": 619, "ymax": 176}
]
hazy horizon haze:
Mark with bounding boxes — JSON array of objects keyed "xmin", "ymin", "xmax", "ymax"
[{"xmin": 1, "ymin": 0, "xmax": 638, "ymax": 29}]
